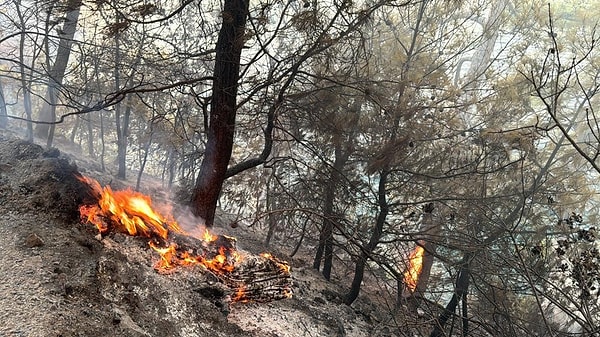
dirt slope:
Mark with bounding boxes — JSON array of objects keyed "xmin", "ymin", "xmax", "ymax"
[{"xmin": 0, "ymin": 133, "xmax": 406, "ymax": 337}]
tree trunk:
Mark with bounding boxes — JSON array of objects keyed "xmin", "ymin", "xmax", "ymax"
[
  {"xmin": 314, "ymin": 141, "xmax": 348, "ymax": 280},
  {"xmin": 35, "ymin": 2, "xmax": 81, "ymax": 145},
  {"xmin": 168, "ymin": 149, "xmax": 176, "ymax": 189},
  {"xmin": 190, "ymin": 0, "xmax": 249, "ymax": 227},
  {"xmin": 416, "ymin": 242, "xmax": 435, "ymax": 295},
  {"xmin": 86, "ymin": 114, "xmax": 95, "ymax": 158},
  {"xmin": 116, "ymin": 100, "xmax": 131, "ymax": 179},
  {"xmin": 136, "ymin": 131, "xmax": 153, "ymax": 191},
  {"xmin": 113, "ymin": 19, "xmax": 126, "ymax": 179},
  {"xmin": 92, "ymin": 46, "xmax": 105, "ymax": 171},
  {"xmin": 430, "ymin": 253, "xmax": 471, "ymax": 337},
  {"xmin": 23, "ymin": 85, "xmax": 33, "ymax": 141},
  {"xmin": 402, "ymin": 205, "xmax": 438, "ymax": 300},
  {"xmin": 100, "ymin": 110, "xmax": 106, "ymax": 172},
  {"xmin": 69, "ymin": 116, "xmax": 79, "ymax": 143},
  {"xmin": 265, "ymin": 168, "xmax": 277, "ymax": 247},
  {"xmin": 463, "ymin": 1, "xmax": 504, "ymax": 84},
  {"xmin": 0, "ymin": 80, "xmax": 7, "ymax": 129},
  {"xmin": 344, "ymin": 170, "xmax": 389, "ymax": 305},
  {"xmin": 111, "ymin": 5, "xmax": 144, "ymax": 180},
  {"xmin": 16, "ymin": 4, "xmax": 34, "ymax": 141}
]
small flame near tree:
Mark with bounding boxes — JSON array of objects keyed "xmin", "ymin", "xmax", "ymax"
[
  {"xmin": 403, "ymin": 245, "xmax": 425, "ymax": 293},
  {"xmin": 77, "ymin": 175, "xmax": 292, "ymax": 302},
  {"xmin": 78, "ymin": 177, "xmax": 182, "ymax": 239}
]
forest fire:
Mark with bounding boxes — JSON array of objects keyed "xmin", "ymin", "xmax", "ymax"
[
  {"xmin": 78, "ymin": 176, "xmax": 182, "ymax": 240},
  {"xmin": 77, "ymin": 175, "xmax": 292, "ymax": 303},
  {"xmin": 403, "ymin": 245, "xmax": 425, "ymax": 292}
]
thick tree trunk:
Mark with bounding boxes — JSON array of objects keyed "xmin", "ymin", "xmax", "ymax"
[
  {"xmin": 344, "ymin": 170, "xmax": 389, "ymax": 305},
  {"xmin": 190, "ymin": 0, "xmax": 249, "ymax": 227},
  {"xmin": 35, "ymin": 2, "xmax": 81, "ymax": 145},
  {"xmin": 313, "ymin": 195, "xmax": 334, "ymax": 276},
  {"xmin": 416, "ymin": 242, "xmax": 435, "ymax": 294}
]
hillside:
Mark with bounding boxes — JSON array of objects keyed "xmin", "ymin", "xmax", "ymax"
[{"xmin": 0, "ymin": 132, "xmax": 421, "ymax": 337}]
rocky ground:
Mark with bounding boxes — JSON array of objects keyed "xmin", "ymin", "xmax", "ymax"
[{"xmin": 0, "ymin": 131, "xmax": 422, "ymax": 337}]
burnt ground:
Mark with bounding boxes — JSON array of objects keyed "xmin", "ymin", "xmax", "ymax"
[{"xmin": 0, "ymin": 131, "xmax": 421, "ymax": 337}]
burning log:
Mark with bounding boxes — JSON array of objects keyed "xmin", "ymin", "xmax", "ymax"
[
  {"xmin": 150, "ymin": 233, "xmax": 292, "ymax": 303},
  {"xmin": 402, "ymin": 206, "xmax": 438, "ymax": 300},
  {"xmin": 403, "ymin": 245, "xmax": 425, "ymax": 294},
  {"xmin": 77, "ymin": 175, "xmax": 293, "ymax": 304}
]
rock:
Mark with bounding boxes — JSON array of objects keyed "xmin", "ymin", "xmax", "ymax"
[
  {"xmin": 24, "ymin": 233, "xmax": 44, "ymax": 247},
  {"xmin": 112, "ymin": 306, "xmax": 151, "ymax": 337}
]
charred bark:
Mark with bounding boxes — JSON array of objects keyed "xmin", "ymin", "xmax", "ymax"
[
  {"xmin": 224, "ymin": 102, "xmax": 274, "ymax": 178},
  {"xmin": 430, "ymin": 253, "xmax": 471, "ymax": 337},
  {"xmin": 344, "ymin": 170, "xmax": 389, "ymax": 305},
  {"xmin": 265, "ymin": 168, "xmax": 277, "ymax": 247},
  {"xmin": 191, "ymin": 0, "xmax": 249, "ymax": 226}
]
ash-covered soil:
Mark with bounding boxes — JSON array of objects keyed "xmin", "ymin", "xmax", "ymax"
[{"xmin": 0, "ymin": 132, "xmax": 410, "ymax": 337}]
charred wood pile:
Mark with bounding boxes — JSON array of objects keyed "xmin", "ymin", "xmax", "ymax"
[{"xmin": 78, "ymin": 175, "xmax": 293, "ymax": 305}]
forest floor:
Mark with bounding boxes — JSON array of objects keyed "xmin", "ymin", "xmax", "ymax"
[{"xmin": 0, "ymin": 129, "xmax": 428, "ymax": 337}]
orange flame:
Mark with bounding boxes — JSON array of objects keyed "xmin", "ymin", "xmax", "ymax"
[
  {"xmin": 77, "ymin": 175, "xmax": 292, "ymax": 303},
  {"xmin": 78, "ymin": 176, "xmax": 181, "ymax": 239},
  {"xmin": 149, "ymin": 242, "xmax": 177, "ymax": 269},
  {"xmin": 261, "ymin": 252, "xmax": 290, "ymax": 274},
  {"xmin": 202, "ymin": 228, "xmax": 218, "ymax": 242},
  {"xmin": 77, "ymin": 175, "xmax": 242, "ymax": 273},
  {"xmin": 403, "ymin": 245, "xmax": 425, "ymax": 292}
]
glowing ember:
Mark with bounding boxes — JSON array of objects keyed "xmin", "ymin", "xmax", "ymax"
[
  {"xmin": 77, "ymin": 175, "xmax": 292, "ymax": 303},
  {"xmin": 261, "ymin": 252, "xmax": 291, "ymax": 273},
  {"xmin": 232, "ymin": 285, "xmax": 248, "ymax": 303},
  {"xmin": 403, "ymin": 245, "xmax": 425, "ymax": 292}
]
